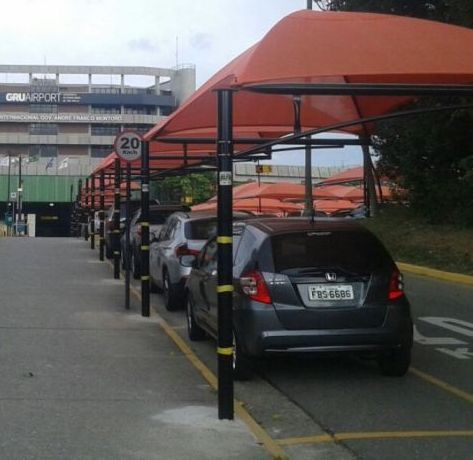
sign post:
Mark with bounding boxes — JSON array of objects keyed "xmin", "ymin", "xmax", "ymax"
[{"xmin": 115, "ymin": 131, "xmax": 143, "ymax": 311}]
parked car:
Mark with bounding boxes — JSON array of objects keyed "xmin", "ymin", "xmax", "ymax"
[
  {"xmin": 184, "ymin": 217, "xmax": 413, "ymax": 379},
  {"xmin": 150, "ymin": 211, "xmax": 252, "ymax": 311},
  {"xmin": 122, "ymin": 204, "xmax": 190, "ymax": 278},
  {"xmin": 104, "ymin": 200, "xmax": 141, "ymax": 259}
]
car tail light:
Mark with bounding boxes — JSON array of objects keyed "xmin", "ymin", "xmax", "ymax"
[
  {"xmin": 388, "ymin": 268, "xmax": 404, "ymax": 300},
  {"xmin": 240, "ymin": 270, "xmax": 272, "ymax": 304},
  {"xmin": 175, "ymin": 244, "xmax": 200, "ymax": 257}
]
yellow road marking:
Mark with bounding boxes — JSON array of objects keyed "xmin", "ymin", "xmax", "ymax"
[
  {"xmin": 410, "ymin": 367, "xmax": 473, "ymax": 405},
  {"xmin": 126, "ymin": 281, "xmax": 287, "ymax": 459},
  {"xmin": 277, "ymin": 430, "xmax": 473, "ymax": 446}
]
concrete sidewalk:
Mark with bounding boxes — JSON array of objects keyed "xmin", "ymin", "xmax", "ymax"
[{"xmin": 0, "ymin": 238, "xmax": 269, "ymax": 459}]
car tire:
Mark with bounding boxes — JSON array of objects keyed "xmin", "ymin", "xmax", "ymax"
[
  {"xmin": 150, "ymin": 278, "xmax": 159, "ymax": 293},
  {"xmin": 132, "ymin": 249, "xmax": 140, "ymax": 280},
  {"xmin": 162, "ymin": 270, "xmax": 181, "ymax": 311},
  {"xmin": 233, "ymin": 331, "xmax": 252, "ymax": 381},
  {"xmin": 186, "ymin": 296, "xmax": 206, "ymax": 341},
  {"xmin": 378, "ymin": 345, "xmax": 411, "ymax": 377}
]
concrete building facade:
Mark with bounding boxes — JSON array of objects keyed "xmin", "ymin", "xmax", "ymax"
[{"xmin": 0, "ymin": 64, "xmax": 196, "ymax": 178}]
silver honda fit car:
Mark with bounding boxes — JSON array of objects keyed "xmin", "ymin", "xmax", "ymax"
[{"xmin": 184, "ymin": 218, "xmax": 413, "ymax": 379}]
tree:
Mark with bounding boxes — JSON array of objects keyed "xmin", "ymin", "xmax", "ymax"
[
  {"xmin": 316, "ymin": 0, "xmax": 473, "ymax": 225},
  {"xmin": 151, "ymin": 172, "xmax": 216, "ymax": 205}
]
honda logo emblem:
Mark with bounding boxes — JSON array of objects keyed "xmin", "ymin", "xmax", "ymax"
[{"xmin": 325, "ymin": 272, "xmax": 337, "ymax": 282}]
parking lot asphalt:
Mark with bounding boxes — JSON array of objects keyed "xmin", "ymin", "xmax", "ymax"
[
  {"xmin": 3, "ymin": 236, "xmax": 472, "ymax": 459},
  {"xmin": 0, "ymin": 237, "xmax": 270, "ymax": 459}
]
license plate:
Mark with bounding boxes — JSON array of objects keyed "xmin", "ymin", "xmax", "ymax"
[{"xmin": 308, "ymin": 284, "xmax": 354, "ymax": 301}]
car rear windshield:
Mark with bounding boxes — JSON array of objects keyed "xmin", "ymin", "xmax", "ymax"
[
  {"xmin": 271, "ymin": 230, "xmax": 391, "ymax": 273},
  {"xmin": 149, "ymin": 211, "xmax": 175, "ymax": 225},
  {"xmin": 185, "ymin": 219, "xmax": 217, "ymax": 240}
]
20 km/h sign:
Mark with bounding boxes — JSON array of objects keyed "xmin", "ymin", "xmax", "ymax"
[{"xmin": 114, "ymin": 131, "xmax": 142, "ymax": 162}]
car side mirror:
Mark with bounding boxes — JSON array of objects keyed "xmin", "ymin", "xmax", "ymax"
[{"xmin": 180, "ymin": 254, "xmax": 197, "ymax": 268}]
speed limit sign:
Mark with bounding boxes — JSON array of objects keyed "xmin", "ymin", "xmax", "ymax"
[{"xmin": 115, "ymin": 131, "xmax": 142, "ymax": 162}]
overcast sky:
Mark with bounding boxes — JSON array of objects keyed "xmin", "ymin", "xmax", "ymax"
[{"xmin": 0, "ymin": 0, "xmax": 361, "ymax": 166}]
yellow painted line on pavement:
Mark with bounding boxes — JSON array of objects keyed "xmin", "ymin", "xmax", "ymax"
[
  {"xmin": 397, "ymin": 262, "xmax": 473, "ymax": 287},
  {"xmin": 277, "ymin": 430, "xmax": 473, "ymax": 446},
  {"xmin": 126, "ymin": 284, "xmax": 287, "ymax": 459},
  {"xmin": 410, "ymin": 367, "xmax": 473, "ymax": 405}
]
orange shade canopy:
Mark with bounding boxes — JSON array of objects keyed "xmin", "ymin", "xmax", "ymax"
[
  {"xmin": 192, "ymin": 197, "xmax": 303, "ymax": 214},
  {"xmin": 148, "ymin": 10, "xmax": 473, "ymax": 143}
]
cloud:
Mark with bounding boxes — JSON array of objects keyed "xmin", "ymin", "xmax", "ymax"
[
  {"xmin": 190, "ymin": 33, "xmax": 212, "ymax": 51},
  {"xmin": 127, "ymin": 38, "xmax": 159, "ymax": 53}
]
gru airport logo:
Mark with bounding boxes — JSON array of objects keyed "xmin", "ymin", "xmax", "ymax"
[{"xmin": 5, "ymin": 92, "xmax": 62, "ymax": 103}]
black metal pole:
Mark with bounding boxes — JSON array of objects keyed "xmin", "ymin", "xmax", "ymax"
[
  {"xmin": 90, "ymin": 175, "xmax": 95, "ymax": 250},
  {"xmin": 7, "ymin": 152, "xmax": 11, "ymax": 203},
  {"xmin": 125, "ymin": 163, "xmax": 131, "ymax": 310},
  {"xmin": 216, "ymin": 89, "xmax": 234, "ymax": 420},
  {"xmin": 141, "ymin": 141, "xmax": 150, "ymax": 317},
  {"xmin": 113, "ymin": 159, "xmax": 121, "ymax": 279},
  {"xmin": 77, "ymin": 179, "xmax": 83, "ymax": 238},
  {"xmin": 99, "ymin": 171, "xmax": 105, "ymax": 261},
  {"xmin": 18, "ymin": 154, "xmax": 22, "ymax": 230},
  {"xmin": 84, "ymin": 178, "xmax": 89, "ymax": 241}
]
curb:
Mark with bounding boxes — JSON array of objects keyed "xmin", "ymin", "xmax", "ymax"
[{"xmin": 397, "ymin": 262, "xmax": 473, "ymax": 287}]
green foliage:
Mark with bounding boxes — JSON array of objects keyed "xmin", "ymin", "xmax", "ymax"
[
  {"xmin": 151, "ymin": 172, "xmax": 216, "ymax": 205},
  {"xmin": 319, "ymin": 0, "xmax": 473, "ymax": 27},
  {"xmin": 319, "ymin": 0, "xmax": 473, "ymax": 226}
]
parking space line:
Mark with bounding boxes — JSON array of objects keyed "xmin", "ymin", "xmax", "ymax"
[
  {"xmin": 277, "ymin": 430, "xmax": 473, "ymax": 446},
  {"xmin": 126, "ymin": 280, "xmax": 288, "ymax": 460},
  {"xmin": 410, "ymin": 367, "xmax": 473, "ymax": 405}
]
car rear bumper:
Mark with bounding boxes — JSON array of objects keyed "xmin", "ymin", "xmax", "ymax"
[{"xmin": 234, "ymin": 302, "xmax": 412, "ymax": 357}]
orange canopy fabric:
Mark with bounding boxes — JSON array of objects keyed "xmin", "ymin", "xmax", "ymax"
[
  {"xmin": 319, "ymin": 167, "xmax": 364, "ymax": 185},
  {"xmin": 192, "ymin": 198, "xmax": 303, "ymax": 214},
  {"xmin": 205, "ymin": 181, "xmax": 339, "ymax": 202},
  {"xmin": 147, "ymin": 10, "xmax": 473, "ymax": 143}
]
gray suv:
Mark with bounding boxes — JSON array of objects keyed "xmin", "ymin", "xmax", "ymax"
[
  {"xmin": 185, "ymin": 218, "xmax": 413, "ymax": 380},
  {"xmin": 150, "ymin": 211, "xmax": 251, "ymax": 311}
]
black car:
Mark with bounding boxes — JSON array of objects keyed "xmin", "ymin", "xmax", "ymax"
[{"xmin": 184, "ymin": 218, "xmax": 413, "ymax": 379}]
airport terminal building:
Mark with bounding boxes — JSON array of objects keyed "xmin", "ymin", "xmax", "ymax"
[
  {"xmin": 0, "ymin": 64, "xmax": 195, "ymax": 172},
  {"xmin": 0, "ymin": 64, "xmax": 195, "ymax": 235}
]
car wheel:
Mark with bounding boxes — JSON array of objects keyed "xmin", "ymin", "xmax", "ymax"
[
  {"xmin": 186, "ymin": 296, "xmax": 206, "ymax": 341},
  {"xmin": 150, "ymin": 277, "xmax": 159, "ymax": 293},
  {"xmin": 132, "ymin": 250, "xmax": 140, "ymax": 280},
  {"xmin": 233, "ymin": 331, "xmax": 252, "ymax": 381},
  {"xmin": 162, "ymin": 270, "xmax": 180, "ymax": 311},
  {"xmin": 378, "ymin": 345, "xmax": 411, "ymax": 377}
]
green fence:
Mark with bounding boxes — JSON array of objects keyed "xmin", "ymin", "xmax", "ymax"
[{"xmin": 0, "ymin": 175, "xmax": 86, "ymax": 203}]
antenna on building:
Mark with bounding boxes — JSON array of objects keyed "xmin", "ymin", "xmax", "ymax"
[{"xmin": 175, "ymin": 36, "xmax": 179, "ymax": 68}]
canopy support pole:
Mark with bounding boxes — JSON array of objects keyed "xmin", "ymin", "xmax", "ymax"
[
  {"xmin": 216, "ymin": 89, "xmax": 234, "ymax": 420},
  {"xmin": 141, "ymin": 141, "xmax": 150, "ymax": 317},
  {"xmin": 113, "ymin": 159, "xmax": 121, "ymax": 279},
  {"xmin": 362, "ymin": 142, "xmax": 377, "ymax": 217},
  {"xmin": 90, "ymin": 174, "xmax": 95, "ymax": 250},
  {"xmin": 99, "ymin": 171, "xmax": 105, "ymax": 261},
  {"xmin": 84, "ymin": 178, "xmax": 89, "ymax": 241}
]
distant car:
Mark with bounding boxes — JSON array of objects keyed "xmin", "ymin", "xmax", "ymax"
[
  {"xmin": 122, "ymin": 204, "xmax": 190, "ymax": 278},
  {"xmin": 104, "ymin": 200, "xmax": 141, "ymax": 259},
  {"xmin": 150, "ymin": 211, "xmax": 252, "ymax": 311},
  {"xmin": 184, "ymin": 218, "xmax": 413, "ymax": 379}
]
